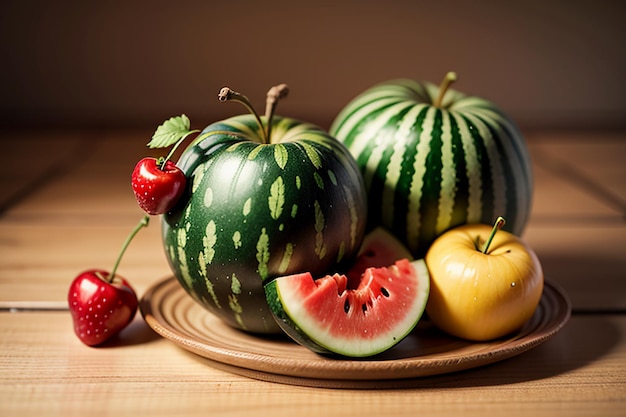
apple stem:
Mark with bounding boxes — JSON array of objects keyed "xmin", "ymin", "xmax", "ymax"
[
  {"xmin": 264, "ymin": 84, "xmax": 289, "ymax": 143},
  {"xmin": 481, "ymin": 216, "xmax": 506, "ymax": 254},
  {"xmin": 108, "ymin": 215, "xmax": 150, "ymax": 283},
  {"xmin": 218, "ymin": 87, "xmax": 268, "ymax": 144},
  {"xmin": 433, "ymin": 71, "xmax": 458, "ymax": 108},
  {"xmin": 160, "ymin": 131, "xmax": 199, "ymax": 170}
]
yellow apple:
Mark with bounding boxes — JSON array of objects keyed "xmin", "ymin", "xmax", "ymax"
[{"xmin": 425, "ymin": 218, "xmax": 543, "ymax": 341}]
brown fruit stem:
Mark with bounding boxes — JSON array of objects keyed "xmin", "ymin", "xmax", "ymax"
[
  {"xmin": 481, "ymin": 216, "xmax": 506, "ymax": 254},
  {"xmin": 218, "ymin": 84, "xmax": 289, "ymax": 144},
  {"xmin": 109, "ymin": 215, "xmax": 150, "ymax": 282},
  {"xmin": 218, "ymin": 87, "xmax": 268, "ymax": 143},
  {"xmin": 433, "ymin": 71, "xmax": 457, "ymax": 108},
  {"xmin": 264, "ymin": 84, "xmax": 289, "ymax": 142}
]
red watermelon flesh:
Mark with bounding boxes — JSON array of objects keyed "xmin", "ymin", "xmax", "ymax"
[
  {"xmin": 345, "ymin": 227, "xmax": 413, "ymax": 288},
  {"xmin": 265, "ymin": 258, "xmax": 430, "ymax": 357}
]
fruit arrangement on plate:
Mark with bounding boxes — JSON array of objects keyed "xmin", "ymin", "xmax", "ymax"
[{"xmin": 67, "ymin": 73, "xmax": 549, "ymax": 361}]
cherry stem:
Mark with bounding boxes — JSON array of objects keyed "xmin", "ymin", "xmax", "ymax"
[
  {"xmin": 218, "ymin": 87, "xmax": 268, "ymax": 144},
  {"xmin": 481, "ymin": 216, "xmax": 506, "ymax": 254},
  {"xmin": 160, "ymin": 131, "xmax": 199, "ymax": 170},
  {"xmin": 433, "ymin": 71, "xmax": 457, "ymax": 108},
  {"xmin": 108, "ymin": 215, "xmax": 150, "ymax": 282},
  {"xmin": 264, "ymin": 84, "xmax": 289, "ymax": 142}
]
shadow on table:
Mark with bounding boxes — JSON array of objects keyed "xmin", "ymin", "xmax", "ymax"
[
  {"xmin": 376, "ymin": 314, "xmax": 620, "ymax": 390},
  {"xmin": 99, "ymin": 316, "xmax": 163, "ymax": 348},
  {"xmin": 179, "ymin": 314, "xmax": 620, "ymax": 390},
  {"xmin": 537, "ymin": 252, "xmax": 626, "ymax": 313}
]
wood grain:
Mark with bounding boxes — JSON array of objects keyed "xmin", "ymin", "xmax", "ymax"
[
  {"xmin": 0, "ymin": 129, "xmax": 625, "ymax": 416},
  {"xmin": 0, "ymin": 312, "xmax": 624, "ymax": 416}
]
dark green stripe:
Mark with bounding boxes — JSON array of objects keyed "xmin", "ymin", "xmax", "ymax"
[
  {"xmin": 342, "ymin": 100, "xmax": 402, "ymax": 149},
  {"xmin": 449, "ymin": 114, "xmax": 470, "ymax": 227},
  {"xmin": 498, "ymin": 118, "xmax": 532, "ymax": 189},
  {"xmin": 391, "ymin": 106, "xmax": 429, "ymax": 249},
  {"xmin": 463, "ymin": 115, "xmax": 494, "ymax": 224},
  {"xmin": 364, "ymin": 105, "xmax": 415, "ymax": 231},
  {"xmin": 417, "ymin": 109, "xmax": 444, "ymax": 254},
  {"xmin": 487, "ymin": 123, "xmax": 518, "ymax": 233}
]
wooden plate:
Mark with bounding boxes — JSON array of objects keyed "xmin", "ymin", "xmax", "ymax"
[{"xmin": 140, "ymin": 277, "xmax": 571, "ymax": 388}]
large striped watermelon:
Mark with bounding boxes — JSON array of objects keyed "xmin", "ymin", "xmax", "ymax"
[
  {"xmin": 162, "ymin": 113, "xmax": 368, "ymax": 334},
  {"xmin": 330, "ymin": 73, "xmax": 533, "ymax": 257}
]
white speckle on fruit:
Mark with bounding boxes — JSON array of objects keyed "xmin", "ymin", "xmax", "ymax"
[
  {"xmin": 177, "ymin": 246, "xmax": 193, "ymax": 290},
  {"xmin": 228, "ymin": 295, "xmax": 242, "ymax": 313},
  {"xmin": 314, "ymin": 200, "xmax": 327, "ymax": 260},
  {"xmin": 313, "ymin": 172, "xmax": 324, "ymax": 189},
  {"xmin": 336, "ymin": 241, "xmax": 345, "ymax": 264},
  {"xmin": 204, "ymin": 187, "xmax": 213, "ymax": 208},
  {"xmin": 192, "ymin": 165, "xmax": 205, "ymax": 193},
  {"xmin": 274, "ymin": 143, "xmax": 288, "ymax": 169},
  {"xmin": 328, "ymin": 170, "xmax": 338, "ymax": 186},
  {"xmin": 243, "ymin": 198, "xmax": 252, "ymax": 216},
  {"xmin": 177, "ymin": 228, "xmax": 187, "ymax": 248},
  {"xmin": 278, "ymin": 242, "xmax": 294, "ymax": 274},
  {"xmin": 202, "ymin": 274, "xmax": 221, "ymax": 308},
  {"xmin": 343, "ymin": 185, "xmax": 359, "ymax": 250},
  {"xmin": 202, "ymin": 220, "xmax": 217, "ymax": 264},
  {"xmin": 231, "ymin": 274, "xmax": 241, "ymax": 295},
  {"xmin": 232, "ymin": 231, "xmax": 242, "ymax": 249},
  {"xmin": 256, "ymin": 228, "xmax": 270, "ymax": 280},
  {"xmin": 228, "ymin": 294, "xmax": 245, "ymax": 329},
  {"xmin": 268, "ymin": 176, "xmax": 285, "ymax": 220}
]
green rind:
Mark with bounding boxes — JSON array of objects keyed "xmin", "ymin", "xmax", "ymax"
[
  {"xmin": 330, "ymin": 79, "xmax": 533, "ymax": 257},
  {"xmin": 265, "ymin": 259, "xmax": 430, "ymax": 358},
  {"xmin": 264, "ymin": 278, "xmax": 330, "ymax": 355},
  {"xmin": 162, "ymin": 115, "xmax": 367, "ymax": 334}
]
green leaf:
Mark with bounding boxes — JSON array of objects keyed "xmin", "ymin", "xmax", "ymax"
[{"xmin": 148, "ymin": 114, "xmax": 193, "ymax": 149}]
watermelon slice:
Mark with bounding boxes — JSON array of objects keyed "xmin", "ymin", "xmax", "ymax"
[
  {"xmin": 345, "ymin": 227, "xmax": 414, "ymax": 287},
  {"xmin": 264, "ymin": 231, "xmax": 429, "ymax": 357}
]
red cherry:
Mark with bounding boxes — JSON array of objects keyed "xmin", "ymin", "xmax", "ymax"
[
  {"xmin": 131, "ymin": 157, "xmax": 186, "ymax": 215},
  {"xmin": 68, "ymin": 269, "xmax": 138, "ymax": 346}
]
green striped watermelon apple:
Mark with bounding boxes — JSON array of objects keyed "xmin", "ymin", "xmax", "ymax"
[
  {"xmin": 161, "ymin": 85, "xmax": 368, "ymax": 334},
  {"xmin": 330, "ymin": 72, "xmax": 533, "ymax": 257},
  {"xmin": 265, "ymin": 227, "xmax": 429, "ymax": 357}
]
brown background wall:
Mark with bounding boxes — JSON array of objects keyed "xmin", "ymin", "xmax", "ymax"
[{"xmin": 1, "ymin": 0, "xmax": 624, "ymax": 131}]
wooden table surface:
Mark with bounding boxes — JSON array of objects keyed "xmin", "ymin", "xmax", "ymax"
[{"xmin": 1, "ymin": 128, "xmax": 625, "ymax": 417}]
